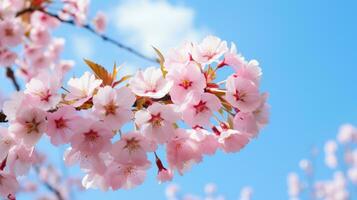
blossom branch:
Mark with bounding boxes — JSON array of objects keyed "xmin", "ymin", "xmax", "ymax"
[{"xmin": 15, "ymin": 7, "xmax": 157, "ymax": 63}]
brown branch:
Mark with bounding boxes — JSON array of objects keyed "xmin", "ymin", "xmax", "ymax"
[
  {"xmin": 6, "ymin": 67, "xmax": 20, "ymax": 91},
  {"xmin": 0, "ymin": 156, "xmax": 7, "ymax": 170},
  {"xmin": 16, "ymin": 7, "xmax": 158, "ymax": 63},
  {"xmin": 34, "ymin": 166, "xmax": 64, "ymax": 200},
  {"xmin": 0, "ymin": 112, "xmax": 7, "ymax": 123}
]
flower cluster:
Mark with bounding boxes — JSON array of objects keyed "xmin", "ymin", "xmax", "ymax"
[
  {"xmin": 0, "ymin": 1, "xmax": 269, "ymax": 199},
  {"xmin": 0, "ymin": 0, "xmax": 105, "ymax": 81},
  {"xmin": 287, "ymin": 124, "xmax": 357, "ymax": 200}
]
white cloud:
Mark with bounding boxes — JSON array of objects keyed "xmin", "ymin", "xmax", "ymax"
[
  {"xmin": 71, "ymin": 35, "xmax": 94, "ymax": 59},
  {"xmin": 112, "ymin": 0, "xmax": 208, "ymax": 54}
]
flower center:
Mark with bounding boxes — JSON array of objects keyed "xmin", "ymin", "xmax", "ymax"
[
  {"xmin": 193, "ymin": 100, "xmax": 208, "ymax": 114},
  {"xmin": 84, "ymin": 130, "xmax": 99, "ymax": 141},
  {"xmin": 54, "ymin": 117, "xmax": 67, "ymax": 129},
  {"xmin": 179, "ymin": 79, "xmax": 193, "ymax": 89},
  {"xmin": 124, "ymin": 137, "xmax": 141, "ymax": 153},
  {"xmin": 4, "ymin": 28, "xmax": 14, "ymax": 37},
  {"xmin": 123, "ymin": 166, "xmax": 135, "ymax": 176},
  {"xmin": 25, "ymin": 118, "xmax": 41, "ymax": 134},
  {"xmin": 233, "ymin": 90, "xmax": 245, "ymax": 102},
  {"xmin": 40, "ymin": 89, "xmax": 52, "ymax": 102},
  {"xmin": 149, "ymin": 113, "xmax": 163, "ymax": 128},
  {"xmin": 104, "ymin": 102, "xmax": 118, "ymax": 116}
]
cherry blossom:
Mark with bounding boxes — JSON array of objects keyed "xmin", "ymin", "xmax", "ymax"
[
  {"xmin": 191, "ymin": 35, "xmax": 228, "ymax": 65},
  {"xmin": 135, "ymin": 102, "xmax": 179, "ymax": 144},
  {"xmin": 166, "ymin": 62, "xmax": 206, "ymax": 104},
  {"xmin": 218, "ymin": 129, "xmax": 250, "ymax": 153},
  {"xmin": 111, "ymin": 132, "xmax": 156, "ymax": 165},
  {"xmin": 8, "ymin": 107, "xmax": 47, "ymax": 148},
  {"xmin": 92, "ymin": 86, "xmax": 135, "ymax": 130},
  {"xmin": 0, "ymin": 18, "xmax": 23, "ymax": 47},
  {"xmin": 65, "ymin": 72, "xmax": 102, "ymax": 107},
  {"xmin": 0, "ymin": 171, "xmax": 19, "ymax": 198},
  {"xmin": 24, "ymin": 72, "xmax": 61, "ymax": 110},
  {"xmin": 166, "ymin": 129, "xmax": 203, "ymax": 174},
  {"xmin": 226, "ymin": 76, "xmax": 261, "ymax": 112},
  {"xmin": 0, "ymin": 1, "xmax": 269, "ymax": 197},
  {"xmin": 129, "ymin": 67, "xmax": 173, "ymax": 99},
  {"xmin": 181, "ymin": 92, "xmax": 221, "ymax": 127},
  {"xmin": 92, "ymin": 11, "xmax": 107, "ymax": 34},
  {"xmin": 46, "ymin": 106, "xmax": 83, "ymax": 146},
  {"xmin": 70, "ymin": 120, "xmax": 113, "ymax": 156}
]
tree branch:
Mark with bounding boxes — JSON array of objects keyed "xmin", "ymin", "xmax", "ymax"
[
  {"xmin": 16, "ymin": 7, "xmax": 158, "ymax": 63},
  {"xmin": 6, "ymin": 67, "xmax": 20, "ymax": 91},
  {"xmin": 34, "ymin": 166, "xmax": 64, "ymax": 200}
]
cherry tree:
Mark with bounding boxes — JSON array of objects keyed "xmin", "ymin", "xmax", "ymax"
[
  {"xmin": 287, "ymin": 124, "xmax": 357, "ymax": 200},
  {"xmin": 0, "ymin": 0, "xmax": 269, "ymax": 199}
]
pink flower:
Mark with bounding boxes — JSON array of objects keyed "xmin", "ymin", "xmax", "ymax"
[
  {"xmin": 0, "ymin": 48, "xmax": 17, "ymax": 66},
  {"xmin": 225, "ymin": 76, "xmax": 260, "ymax": 112},
  {"xmin": 2, "ymin": 92, "xmax": 29, "ymax": 121},
  {"xmin": 47, "ymin": 38, "xmax": 65, "ymax": 61},
  {"xmin": 181, "ymin": 92, "xmax": 221, "ymax": 127},
  {"xmin": 30, "ymin": 11, "xmax": 60, "ymax": 29},
  {"xmin": 0, "ymin": 171, "xmax": 19, "ymax": 198},
  {"xmin": 166, "ymin": 129, "xmax": 202, "ymax": 174},
  {"xmin": 30, "ymin": 53, "xmax": 52, "ymax": 70},
  {"xmin": 24, "ymin": 44, "xmax": 43, "ymax": 62},
  {"xmin": 46, "ymin": 106, "xmax": 83, "ymax": 146},
  {"xmin": 135, "ymin": 103, "xmax": 179, "ymax": 144},
  {"xmin": 92, "ymin": 11, "xmax": 106, "ymax": 34},
  {"xmin": 55, "ymin": 60, "xmax": 74, "ymax": 76},
  {"xmin": 24, "ymin": 73, "xmax": 61, "ymax": 110},
  {"xmin": 63, "ymin": 147, "xmax": 107, "ymax": 174},
  {"xmin": 166, "ymin": 62, "xmax": 206, "ymax": 104},
  {"xmin": 70, "ymin": 120, "xmax": 113, "ymax": 156},
  {"xmin": 236, "ymin": 60, "xmax": 262, "ymax": 86},
  {"xmin": 0, "ymin": 128, "xmax": 16, "ymax": 161},
  {"xmin": 233, "ymin": 112, "xmax": 259, "ymax": 138},
  {"xmin": 111, "ymin": 132, "xmax": 156, "ymax": 165},
  {"xmin": 129, "ymin": 67, "xmax": 172, "ymax": 99},
  {"xmin": 7, "ymin": 145, "xmax": 35, "ymax": 176},
  {"xmin": 223, "ymin": 42, "xmax": 246, "ymax": 70},
  {"xmin": 65, "ymin": 72, "xmax": 102, "ymax": 107},
  {"xmin": 102, "ymin": 161, "xmax": 151, "ymax": 190},
  {"xmin": 60, "ymin": 0, "xmax": 89, "ymax": 25},
  {"xmin": 30, "ymin": 26, "xmax": 51, "ymax": 46},
  {"xmin": 191, "ymin": 35, "xmax": 228, "ymax": 65},
  {"xmin": 8, "ymin": 107, "xmax": 47, "ymax": 147},
  {"xmin": 337, "ymin": 124, "xmax": 357, "ymax": 144},
  {"xmin": 188, "ymin": 128, "xmax": 219, "ymax": 155},
  {"xmin": 253, "ymin": 93, "xmax": 270, "ymax": 127},
  {"xmin": 218, "ymin": 129, "xmax": 250, "ymax": 153},
  {"xmin": 164, "ymin": 42, "xmax": 191, "ymax": 71},
  {"xmin": 0, "ymin": 18, "xmax": 23, "ymax": 47},
  {"xmin": 157, "ymin": 168, "xmax": 173, "ymax": 184},
  {"xmin": 92, "ymin": 86, "xmax": 135, "ymax": 130}
]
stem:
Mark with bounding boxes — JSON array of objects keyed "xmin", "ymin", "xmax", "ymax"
[
  {"xmin": 6, "ymin": 67, "xmax": 20, "ymax": 91},
  {"xmin": 34, "ymin": 165, "xmax": 64, "ymax": 200}
]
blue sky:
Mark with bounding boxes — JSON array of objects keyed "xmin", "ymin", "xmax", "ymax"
[{"xmin": 2, "ymin": 0, "xmax": 357, "ymax": 199}]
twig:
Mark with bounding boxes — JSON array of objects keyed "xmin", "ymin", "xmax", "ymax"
[
  {"xmin": 6, "ymin": 67, "xmax": 20, "ymax": 91},
  {"xmin": 16, "ymin": 7, "xmax": 158, "ymax": 63},
  {"xmin": 0, "ymin": 112, "xmax": 7, "ymax": 123},
  {"xmin": 34, "ymin": 165, "xmax": 64, "ymax": 200}
]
